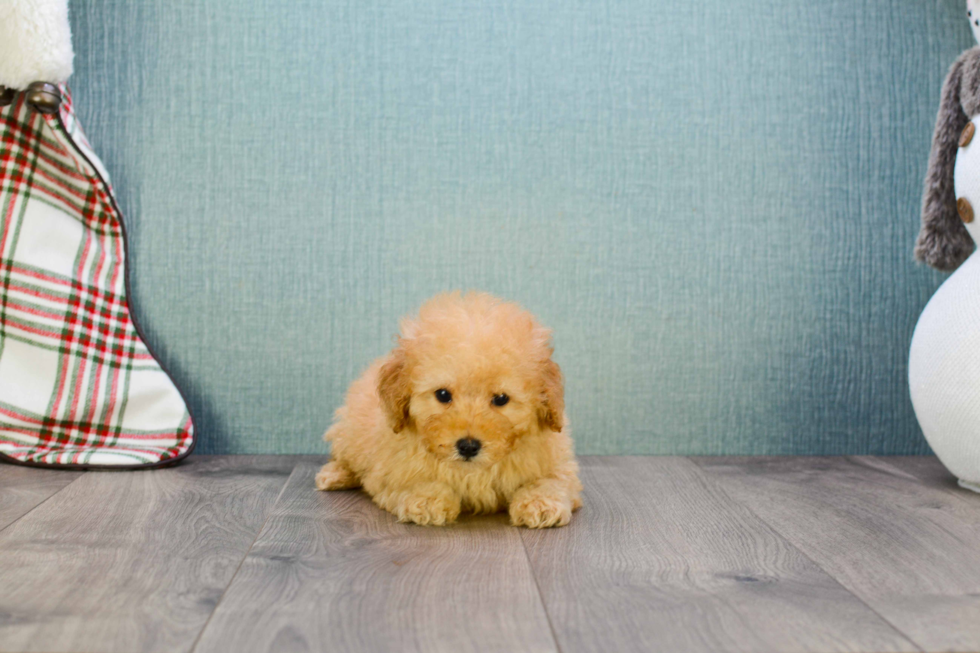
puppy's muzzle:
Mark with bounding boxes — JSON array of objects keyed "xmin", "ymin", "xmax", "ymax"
[{"xmin": 455, "ymin": 437, "xmax": 482, "ymax": 460}]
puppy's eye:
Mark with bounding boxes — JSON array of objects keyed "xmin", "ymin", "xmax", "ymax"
[
  {"xmin": 435, "ymin": 388, "xmax": 452, "ymax": 403},
  {"xmin": 492, "ymin": 393, "xmax": 510, "ymax": 407}
]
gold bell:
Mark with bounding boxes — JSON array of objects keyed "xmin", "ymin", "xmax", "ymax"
[{"xmin": 26, "ymin": 82, "xmax": 61, "ymax": 114}]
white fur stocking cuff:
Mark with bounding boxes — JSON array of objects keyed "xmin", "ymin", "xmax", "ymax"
[{"xmin": 0, "ymin": 0, "xmax": 74, "ymax": 90}]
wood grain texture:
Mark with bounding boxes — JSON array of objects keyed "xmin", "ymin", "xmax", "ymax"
[
  {"xmin": 0, "ymin": 465, "xmax": 82, "ymax": 532},
  {"xmin": 521, "ymin": 457, "xmax": 915, "ymax": 653},
  {"xmin": 193, "ymin": 461, "xmax": 557, "ymax": 653},
  {"xmin": 0, "ymin": 456, "xmax": 294, "ymax": 653},
  {"xmin": 694, "ymin": 456, "xmax": 980, "ymax": 652},
  {"xmin": 880, "ymin": 455, "xmax": 972, "ymax": 491}
]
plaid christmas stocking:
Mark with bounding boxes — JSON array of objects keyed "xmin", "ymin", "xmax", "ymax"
[{"xmin": 0, "ymin": 85, "xmax": 195, "ymax": 468}]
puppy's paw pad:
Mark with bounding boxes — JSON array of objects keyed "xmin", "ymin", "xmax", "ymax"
[
  {"xmin": 396, "ymin": 492, "xmax": 460, "ymax": 526},
  {"xmin": 315, "ymin": 462, "xmax": 358, "ymax": 491},
  {"xmin": 510, "ymin": 495, "xmax": 572, "ymax": 529}
]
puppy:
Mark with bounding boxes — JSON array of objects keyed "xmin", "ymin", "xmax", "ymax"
[{"xmin": 315, "ymin": 292, "xmax": 581, "ymax": 528}]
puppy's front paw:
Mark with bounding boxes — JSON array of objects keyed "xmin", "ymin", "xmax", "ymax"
[
  {"xmin": 393, "ymin": 484, "xmax": 461, "ymax": 526},
  {"xmin": 315, "ymin": 460, "xmax": 359, "ymax": 491},
  {"xmin": 509, "ymin": 492, "xmax": 573, "ymax": 529}
]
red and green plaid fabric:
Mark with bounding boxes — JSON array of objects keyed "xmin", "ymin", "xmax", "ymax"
[{"xmin": 0, "ymin": 86, "xmax": 194, "ymax": 467}]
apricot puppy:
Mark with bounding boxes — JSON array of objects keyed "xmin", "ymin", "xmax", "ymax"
[{"xmin": 315, "ymin": 292, "xmax": 581, "ymax": 528}]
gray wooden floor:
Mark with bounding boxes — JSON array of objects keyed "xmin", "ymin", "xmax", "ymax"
[{"xmin": 1, "ymin": 456, "xmax": 978, "ymax": 653}]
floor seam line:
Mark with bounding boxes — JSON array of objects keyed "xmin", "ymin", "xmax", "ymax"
[
  {"xmin": 685, "ymin": 456, "xmax": 927, "ymax": 653},
  {"xmin": 0, "ymin": 472, "xmax": 86, "ymax": 537},
  {"xmin": 519, "ymin": 530, "xmax": 564, "ymax": 653},
  {"xmin": 187, "ymin": 461, "xmax": 296, "ymax": 653}
]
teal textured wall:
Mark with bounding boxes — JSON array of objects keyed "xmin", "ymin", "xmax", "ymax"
[{"xmin": 67, "ymin": 0, "xmax": 969, "ymax": 455}]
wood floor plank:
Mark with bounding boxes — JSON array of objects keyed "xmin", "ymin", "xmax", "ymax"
[
  {"xmin": 522, "ymin": 456, "xmax": 916, "ymax": 653},
  {"xmin": 193, "ymin": 461, "xmax": 557, "ymax": 653},
  {"xmin": 879, "ymin": 455, "xmax": 978, "ymax": 495},
  {"xmin": 0, "ymin": 465, "xmax": 82, "ymax": 532},
  {"xmin": 694, "ymin": 456, "xmax": 980, "ymax": 653},
  {"xmin": 0, "ymin": 455, "xmax": 295, "ymax": 653}
]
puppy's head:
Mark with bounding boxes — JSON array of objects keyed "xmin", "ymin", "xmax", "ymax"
[{"xmin": 377, "ymin": 292, "xmax": 563, "ymax": 467}]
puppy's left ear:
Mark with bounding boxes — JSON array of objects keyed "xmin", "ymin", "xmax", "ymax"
[
  {"xmin": 538, "ymin": 359, "xmax": 565, "ymax": 432},
  {"xmin": 378, "ymin": 347, "xmax": 412, "ymax": 433}
]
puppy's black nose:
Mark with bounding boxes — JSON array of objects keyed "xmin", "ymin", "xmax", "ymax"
[{"xmin": 456, "ymin": 437, "xmax": 482, "ymax": 460}]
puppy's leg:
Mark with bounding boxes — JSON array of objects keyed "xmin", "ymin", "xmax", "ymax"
[
  {"xmin": 385, "ymin": 482, "xmax": 461, "ymax": 526},
  {"xmin": 509, "ymin": 477, "xmax": 578, "ymax": 528},
  {"xmin": 315, "ymin": 458, "xmax": 360, "ymax": 491}
]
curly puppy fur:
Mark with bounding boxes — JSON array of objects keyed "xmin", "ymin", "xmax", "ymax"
[{"xmin": 316, "ymin": 292, "xmax": 582, "ymax": 528}]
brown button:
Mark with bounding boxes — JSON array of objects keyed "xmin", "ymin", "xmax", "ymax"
[
  {"xmin": 958, "ymin": 197, "xmax": 975, "ymax": 224},
  {"xmin": 0, "ymin": 86, "xmax": 14, "ymax": 107},
  {"xmin": 25, "ymin": 82, "xmax": 60, "ymax": 114},
  {"xmin": 962, "ymin": 122, "xmax": 977, "ymax": 148}
]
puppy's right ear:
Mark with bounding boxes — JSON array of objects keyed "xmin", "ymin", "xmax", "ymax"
[
  {"xmin": 538, "ymin": 358, "xmax": 565, "ymax": 432},
  {"xmin": 377, "ymin": 347, "xmax": 411, "ymax": 433}
]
